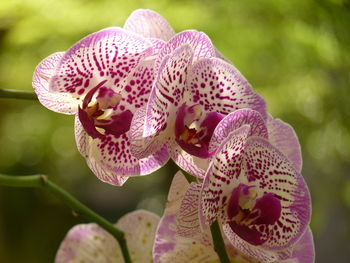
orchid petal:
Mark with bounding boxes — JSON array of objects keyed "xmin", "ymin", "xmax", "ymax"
[
  {"xmin": 153, "ymin": 214, "xmax": 178, "ymax": 263},
  {"xmin": 55, "ymin": 223, "xmax": 123, "ymax": 263},
  {"xmin": 116, "ymin": 210, "xmax": 160, "ymax": 263},
  {"xmin": 50, "ymin": 27, "xmax": 152, "ymax": 97},
  {"xmin": 221, "ymin": 225, "xmax": 281, "ymax": 263},
  {"xmin": 149, "ymin": 38, "xmax": 167, "ymax": 56},
  {"xmin": 187, "ymin": 58, "xmax": 267, "ymax": 121},
  {"xmin": 165, "ymin": 171, "xmax": 190, "ymax": 215},
  {"xmin": 154, "ymin": 223, "xmax": 220, "ymax": 263},
  {"xmin": 241, "ymin": 138, "xmax": 310, "ymax": 249},
  {"xmin": 214, "ymin": 47, "xmax": 232, "ymax": 64},
  {"xmin": 55, "ymin": 210, "xmax": 159, "ymax": 263},
  {"xmin": 210, "ymin": 109, "xmax": 268, "ymax": 152},
  {"xmin": 200, "ymin": 125, "xmax": 251, "ymax": 226},
  {"xmin": 202, "ymin": 119, "xmax": 311, "ymax": 250},
  {"xmin": 124, "ymin": 9, "xmax": 175, "ymax": 41},
  {"xmin": 74, "ymin": 114, "xmax": 88, "ymax": 156},
  {"xmin": 144, "ymin": 44, "xmax": 194, "ymax": 140},
  {"xmin": 267, "ymin": 115, "xmax": 302, "ymax": 173},
  {"xmin": 73, "ymin": 59, "xmax": 169, "ymax": 185},
  {"xmin": 153, "ymin": 172, "xmax": 190, "ymax": 262},
  {"xmin": 218, "ymin": 137, "xmax": 310, "ymax": 250},
  {"xmin": 75, "ymin": 116, "xmax": 168, "ymax": 186},
  {"xmin": 32, "ymin": 52, "xmax": 78, "ymax": 114},
  {"xmin": 283, "ymin": 227, "xmax": 315, "ymax": 263},
  {"xmin": 157, "ymin": 30, "xmax": 216, "ymax": 69},
  {"xmin": 154, "ymin": 172, "xmax": 219, "ymax": 263},
  {"xmin": 177, "ymin": 182, "xmax": 203, "ymax": 239},
  {"xmin": 222, "ymin": 226, "xmax": 314, "ymax": 263},
  {"xmin": 170, "ymin": 144, "xmax": 209, "ymax": 179},
  {"xmin": 130, "ymin": 107, "xmax": 170, "ymax": 163}
]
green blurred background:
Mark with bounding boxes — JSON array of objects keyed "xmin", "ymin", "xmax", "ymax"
[{"xmin": 0, "ymin": 0, "xmax": 349, "ymax": 262}]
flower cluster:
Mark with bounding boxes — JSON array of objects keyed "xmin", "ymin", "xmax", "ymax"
[{"xmin": 33, "ymin": 9, "xmax": 314, "ymax": 263}]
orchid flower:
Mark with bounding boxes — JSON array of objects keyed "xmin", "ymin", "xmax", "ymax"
[
  {"xmin": 199, "ymin": 109, "xmax": 311, "ymax": 261},
  {"xmin": 55, "ymin": 210, "xmax": 159, "ymax": 263},
  {"xmin": 32, "ymin": 10, "xmax": 175, "ymax": 185},
  {"xmin": 130, "ymin": 31, "xmax": 266, "ymax": 179},
  {"xmin": 154, "ymin": 171, "xmax": 314, "ymax": 263}
]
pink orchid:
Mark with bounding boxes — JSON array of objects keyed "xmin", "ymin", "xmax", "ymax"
[
  {"xmin": 154, "ymin": 172, "xmax": 314, "ymax": 263},
  {"xmin": 55, "ymin": 210, "xmax": 159, "ymax": 263},
  {"xmin": 32, "ymin": 10, "xmax": 175, "ymax": 185},
  {"xmin": 130, "ymin": 31, "xmax": 266, "ymax": 179},
  {"xmin": 199, "ymin": 109, "xmax": 311, "ymax": 261}
]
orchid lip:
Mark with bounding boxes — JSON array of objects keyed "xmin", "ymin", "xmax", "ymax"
[
  {"xmin": 174, "ymin": 103, "xmax": 224, "ymax": 158},
  {"xmin": 227, "ymin": 184, "xmax": 282, "ymax": 246},
  {"xmin": 78, "ymin": 81, "xmax": 133, "ymax": 139}
]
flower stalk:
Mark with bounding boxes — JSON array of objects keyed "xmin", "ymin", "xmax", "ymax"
[
  {"xmin": 0, "ymin": 89, "xmax": 38, "ymax": 100},
  {"xmin": 210, "ymin": 220, "xmax": 231, "ymax": 263},
  {"xmin": 0, "ymin": 173, "xmax": 132, "ymax": 263}
]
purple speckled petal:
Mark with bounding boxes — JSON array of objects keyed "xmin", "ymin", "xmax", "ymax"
[
  {"xmin": 224, "ymin": 223, "xmax": 314, "ymax": 263},
  {"xmin": 50, "ymin": 27, "xmax": 152, "ymax": 97},
  {"xmin": 75, "ymin": 116, "xmax": 128, "ymax": 186},
  {"xmin": 144, "ymin": 44, "xmax": 193, "ymax": 144},
  {"xmin": 74, "ymin": 59, "xmax": 168, "ymax": 185},
  {"xmin": 170, "ymin": 143, "xmax": 209, "ymax": 179},
  {"xmin": 124, "ymin": 9, "xmax": 175, "ymax": 41},
  {"xmin": 267, "ymin": 115, "xmax": 302, "ymax": 173},
  {"xmin": 201, "ymin": 123, "xmax": 311, "ymax": 250},
  {"xmin": 55, "ymin": 210, "xmax": 159, "ymax": 263},
  {"xmin": 154, "ymin": 220, "xmax": 219, "ymax": 263},
  {"xmin": 242, "ymin": 138, "xmax": 310, "ymax": 250},
  {"xmin": 153, "ymin": 172, "xmax": 189, "ymax": 262},
  {"xmin": 215, "ymin": 47, "xmax": 232, "ymax": 64},
  {"xmin": 117, "ymin": 210, "xmax": 160, "ymax": 263},
  {"xmin": 32, "ymin": 52, "xmax": 78, "ymax": 114},
  {"xmin": 165, "ymin": 171, "xmax": 190, "ymax": 215},
  {"xmin": 221, "ymin": 224, "xmax": 281, "ymax": 263},
  {"xmin": 200, "ymin": 125, "xmax": 251, "ymax": 226},
  {"xmin": 149, "ymin": 38, "xmax": 166, "ymax": 56},
  {"xmin": 210, "ymin": 109, "xmax": 268, "ymax": 152},
  {"xmin": 153, "ymin": 214, "xmax": 178, "ymax": 263},
  {"xmin": 154, "ymin": 172, "xmax": 219, "ymax": 263},
  {"xmin": 75, "ymin": 116, "xmax": 169, "ymax": 186},
  {"xmin": 221, "ymin": 137, "xmax": 310, "ymax": 250},
  {"xmin": 156, "ymin": 30, "xmax": 216, "ymax": 72},
  {"xmin": 130, "ymin": 107, "xmax": 170, "ymax": 164},
  {"xmin": 177, "ymin": 182, "xmax": 204, "ymax": 239},
  {"xmin": 55, "ymin": 223, "xmax": 123, "ymax": 263},
  {"xmin": 187, "ymin": 58, "xmax": 267, "ymax": 121},
  {"xmin": 84, "ymin": 133, "xmax": 129, "ymax": 186},
  {"xmin": 118, "ymin": 59, "xmax": 155, "ymax": 112},
  {"xmin": 75, "ymin": 114, "xmax": 89, "ymax": 156},
  {"xmin": 283, "ymin": 227, "xmax": 315, "ymax": 263}
]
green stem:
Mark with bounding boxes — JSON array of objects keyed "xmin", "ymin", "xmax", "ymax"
[
  {"xmin": 0, "ymin": 173, "xmax": 132, "ymax": 263},
  {"xmin": 0, "ymin": 89, "xmax": 38, "ymax": 100},
  {"xmin": 210, "ymin": 221, "xmax": 231, "ymax": 263}
]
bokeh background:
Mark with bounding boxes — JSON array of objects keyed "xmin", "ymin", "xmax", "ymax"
[{"xmin": 0, "ymin": 0, "xmax": 349, "ymax": 262}]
